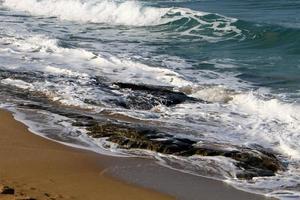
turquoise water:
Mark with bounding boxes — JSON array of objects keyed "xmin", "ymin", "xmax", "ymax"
[
  {"xmin": 1, "ymin": 1, "xmax": 300, "ymax": 199},
  {"xmin": 152, "ymin": 0, "xmax": 300, "ymax": 100}
]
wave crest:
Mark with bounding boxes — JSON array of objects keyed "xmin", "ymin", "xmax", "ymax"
[
  {"xmin": 3, "ymin": 0, "xmax": 169, "ymax": 26},
  {"xmin": 2, "ymin": 0, "xmax": 242, "ymax": 40}
]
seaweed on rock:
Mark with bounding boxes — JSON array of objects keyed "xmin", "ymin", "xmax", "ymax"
[{"xmin": 87, "ymin": 122, "xmax": 285, "ymax": 180}]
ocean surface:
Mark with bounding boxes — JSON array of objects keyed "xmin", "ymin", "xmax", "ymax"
[{"xmin": 0, "ymin": 0, "xmax": 300, "ymax": 199}]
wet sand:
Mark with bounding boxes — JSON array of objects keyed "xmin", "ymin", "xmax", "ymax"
[{"xmin": 0, "ymin": 109, "xmax": 270, "ymax": 200}]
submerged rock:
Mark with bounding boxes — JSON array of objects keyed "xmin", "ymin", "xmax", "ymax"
[
  {"xmin": 113, "ymin": 82, "xmax": 202, "ymax": 110},
  {"xmin": 87, "ymin": 122, "xmax": 285, "ymax": 179},
  {"xmin": 192, "ymin": 143, "xmax": 284, "ymax": 179}
]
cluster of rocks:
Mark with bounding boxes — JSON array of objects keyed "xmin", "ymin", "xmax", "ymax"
[
  {"xmin": 87, "ymin": 122, "xmax": 285, "ymax": 179},
  {"xmin": 0, "ymin": 185, "xmax": 35, "ymax": 200}
]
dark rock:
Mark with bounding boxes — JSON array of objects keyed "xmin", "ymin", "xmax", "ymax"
[
  {"xmin": 193, "ymin": 143, "xmax": 284, "ymax": 179},
  {"xmin": 87, "ymin": 123, "xmax": 196, "ymax": 155},
  {"xmin": 0, "ymin": 185, "xmax": 15, "ymax": 194},
  {"xmin": 87, "ymin": 122, "xmax": 285, "ymax": 179},
  {"xmin": 44, "ymin": 192, "xmax": 50, "ymax": 197},
  {"xmin": 113, "ymin": 82, "xmax": 202, "ymax": 110}
]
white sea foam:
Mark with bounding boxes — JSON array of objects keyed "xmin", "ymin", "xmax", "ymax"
[
  {"xmin": 3, "ymin": 0, "xmax": 170, "ymax": 26},
  {"xmin": 174, "ymin": 86, "xmax": 300, "ymax": 160},
  {"xmin": 189, "ymin": 85, "xmax": 235, "ymax": 103},
  {"xmin": 231, "ymin": 93, "xmax": 300, "ymax": 160},
  {"xmin": 1, "ymin": 34, "xmax": 192, "ymax": 88},
  {"xmin": 1, "ymin": 77, "xmax": 98, "ymax": 109},
  {"xmin": 44, "ymin": 65, "xmax": 89, "ymax": 78},
  {"xmin": 157, "ymin": 87, "xmax": 300, "ymax": 198},
  {"xmin": 1, "ymin": 78, "xmax": 34, "ymax": 90},
  {"xmin": 0, "ymin": 34, "xmax": 194, "ymax": 111}
]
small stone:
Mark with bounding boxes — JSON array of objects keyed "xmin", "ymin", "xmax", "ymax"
[
  {"xmin": 44, "ymin": 193, "xmax": 50, "ymax": 197},
  {"xmin": 0, "ymin": 185, "xmax": 15, "ymax": 194}
]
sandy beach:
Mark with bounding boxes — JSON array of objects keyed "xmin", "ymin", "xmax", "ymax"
[
  {"xmin": 0, "ymin": 109, "xmax": 174, "ymax": 200},
  {"xmin": 0, "ymin": 109, "xmax": 270, "ymax": 200}
]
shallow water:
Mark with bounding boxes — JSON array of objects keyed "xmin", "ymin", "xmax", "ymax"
[{"xmin": 1, "ymin": 0, "xmax": 300, "ymax": 199}]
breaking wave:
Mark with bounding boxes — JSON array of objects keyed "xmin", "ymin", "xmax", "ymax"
[{"xmin": 2, "ymin": 0, "xmax": 241, "ymax": 40}]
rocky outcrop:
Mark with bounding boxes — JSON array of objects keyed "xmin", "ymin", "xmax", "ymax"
[
  {"xmin": 87, "ymin": 123, "xmax": 285, "ymax": 179},
  {"xmin": 190, "ymin": 143, "xmax": 283, "ymax": 179},
  {"xmin": 113, "ymin": 82, "xmax": 201, "ymax": 110},
  {"xmin": 16, "ymin": 81, "xmax": 202, "ymax": 113},
  {"xmin": 88, "ymin": 123, "xmax": 196, "ymax": 155}
]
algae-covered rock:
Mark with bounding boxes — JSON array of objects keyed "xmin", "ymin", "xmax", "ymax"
[
  {"xmin": 87, "ymin": 123, "xmax": 196, "ymax": 155},
  {"xmin": 87, "ymin": 122, "xmax": 285, "ymax": 179}
]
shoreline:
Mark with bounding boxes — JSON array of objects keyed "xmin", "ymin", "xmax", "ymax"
[{"xmin": 0, "ymin": 109, "xmax": 270, "ymax": 200}]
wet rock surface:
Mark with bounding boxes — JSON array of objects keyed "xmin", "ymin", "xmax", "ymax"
[
  {"xmin": 112, "ymin": 82, "xmax": 202, "ymax": 110},
  {"xmin": 87, "ymin": 122, "xmax": 285, "ymax": 179},
  {"xmin": 0, "ymin": 69, "xmax": 201, "ymax": 111}
]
